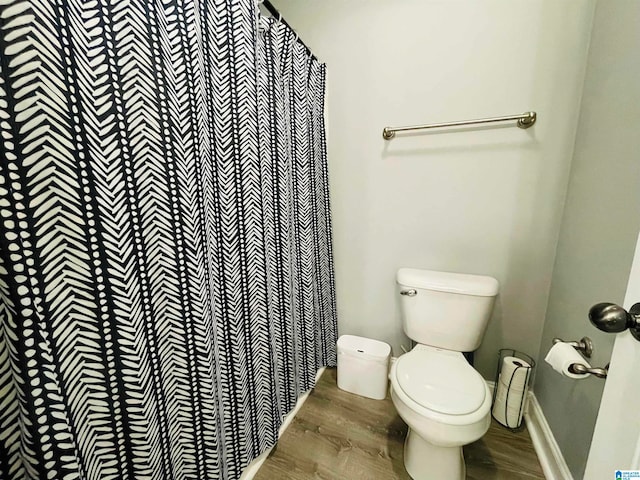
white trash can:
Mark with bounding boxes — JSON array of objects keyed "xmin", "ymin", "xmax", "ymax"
[{"xmin": 337, "ymin": 335, "xmax": 391, "ymax": 400}]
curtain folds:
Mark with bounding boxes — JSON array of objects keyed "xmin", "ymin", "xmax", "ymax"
[{"xmin": 0, "ymin": 1, "xmax": 336, "ymax": 479}]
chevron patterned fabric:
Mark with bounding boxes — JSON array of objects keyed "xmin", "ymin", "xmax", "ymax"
[{"xmin": 0, "ymin": 1, "xmax": 337, "ymax": 479}]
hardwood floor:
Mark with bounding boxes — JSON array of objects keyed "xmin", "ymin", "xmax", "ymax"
[{"xmin": 254, "ymin": 368, "xmax": 545, "ymax": 480}]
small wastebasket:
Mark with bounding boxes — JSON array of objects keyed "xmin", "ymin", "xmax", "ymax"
[{"xmin": 337, "ymin": 335, "xmax": 391, "ymax": 400}]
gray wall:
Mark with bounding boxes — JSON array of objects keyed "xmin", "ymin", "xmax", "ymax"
[
  {"xmin": 271, "ymin": 0, "xmax": 594, "ymax": 379},
  {"xmin": 534, "ymin": 2, "xmax": 640, "ymax": 478}
]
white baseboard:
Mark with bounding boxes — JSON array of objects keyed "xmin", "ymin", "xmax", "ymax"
[
  {"xmin": 525, "ymin": 392, "xmax": 574, "ymax": 480},
  {"xmin": 240, "ymin": 367, "xmax": 326, "ymax": 480},
  {"xmin": 485, "ymin": 381, "xmax": 572, "ymax": 479}
]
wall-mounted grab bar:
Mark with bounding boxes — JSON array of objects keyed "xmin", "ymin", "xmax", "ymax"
[{"xmin": 382, "ymin": 111, "xmax": 537, "ymax": 140}]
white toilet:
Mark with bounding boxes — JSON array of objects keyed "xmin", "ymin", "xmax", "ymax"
[{"xmin": 390, "ymin": 268, "xmax": 499, "ymax": 480}]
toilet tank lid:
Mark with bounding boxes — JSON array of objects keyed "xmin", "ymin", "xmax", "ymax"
[{"xmin": 397, "ymin": 268, "xmax": 499, "ymax": 297}]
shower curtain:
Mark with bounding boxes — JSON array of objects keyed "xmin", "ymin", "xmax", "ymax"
[{"xmin": 0, "ymin": 0, "xmax": 337, "ymax": 479}]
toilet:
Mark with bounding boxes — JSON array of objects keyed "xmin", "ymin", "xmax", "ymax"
[{"xmin": 390, "ymin": 268, "xmax": 499, "ymax": 480}]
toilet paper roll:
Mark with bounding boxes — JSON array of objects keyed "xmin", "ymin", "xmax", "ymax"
[
  {"xmin": 492, "ymin": 377, "xmax": 528, "ymax": 428},
  {"xmin": 544, "ymin": 342, "xmax": 590, "ymax": 379},
  {"xmin": 499, "ymin": 356, "xmax": 531, "ymax": 391},
  {"xmin": 494, "ymin": 380, "xmax": 528, "ymax": 409},
  {"xmin": 499, "ymin": 374, "xmax": 527, "ymax": 393}
]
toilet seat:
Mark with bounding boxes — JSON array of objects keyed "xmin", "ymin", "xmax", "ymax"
[
  {"xmin": 395, "ymin": 345, "xmax": 486, "ymax": 415},
  {"xmin": 390, "ymin": 345, "xmax": 491, "ymax": 426}
]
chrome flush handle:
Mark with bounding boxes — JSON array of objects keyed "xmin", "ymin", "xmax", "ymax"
[{"xmin": 400, "ymin": 289, "xmax": 417, "ymax": 297}]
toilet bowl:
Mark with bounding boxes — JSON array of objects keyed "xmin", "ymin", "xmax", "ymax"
[
  {"xmin": 389, "ymin": 345, "xmax": 491, "ymax": 480},
  {"xmin": 393, "ymin": 268, "xmax": 499, "ymax": 479}
]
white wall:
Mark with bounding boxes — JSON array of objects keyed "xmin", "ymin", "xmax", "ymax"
[{"xmin": 272, "ymin": 0, "xmax": 595, "ymax": 377}]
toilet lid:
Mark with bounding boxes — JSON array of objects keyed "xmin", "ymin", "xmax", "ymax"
[{"xmin": 395, "ymin": 347, "xmax": 487, "ymax": 415}]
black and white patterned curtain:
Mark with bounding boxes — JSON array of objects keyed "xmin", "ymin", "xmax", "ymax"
[{"xmin": 0, "ymin": 1, "xmax": 337, "ymax": 479}]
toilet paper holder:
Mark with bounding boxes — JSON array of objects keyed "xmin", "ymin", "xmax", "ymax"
[
  {"xmin": 552, "ymin": 336, "xmax": 593, "ymax": 358},
  {"xmin": 567, "ymin": 362, "xmax": 609, "ymax": 379},
  {"xmin": 492, "ymin": 349, "xmax": 535, "ymax": 430},
  {"xmin": 551, "ymin": 337, "xmax": 608, "ymax": 379}
]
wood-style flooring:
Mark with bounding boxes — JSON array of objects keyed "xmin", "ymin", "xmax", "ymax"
[{"xmin": 255, "ymin": 368, "xmax": 545, "ymax": 480}]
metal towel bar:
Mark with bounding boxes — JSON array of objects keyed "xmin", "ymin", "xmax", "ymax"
[{"xmin": 382, "ymin": 111, "xmax": 537, "ymax": 140}]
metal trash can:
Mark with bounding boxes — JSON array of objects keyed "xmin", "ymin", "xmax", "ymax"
[{"xmin": 337, "ymin": 335, "xmax": 391, "ymax": 400}]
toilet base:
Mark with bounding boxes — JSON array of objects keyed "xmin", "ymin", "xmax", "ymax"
[{"xmin": 404, "ymin": 428, "xmax": 465, "ymax": 480}]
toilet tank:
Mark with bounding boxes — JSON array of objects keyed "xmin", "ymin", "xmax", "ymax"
[{"xmin": 397, "ymin": 268, "xmax": 499, "ymax": 351}]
